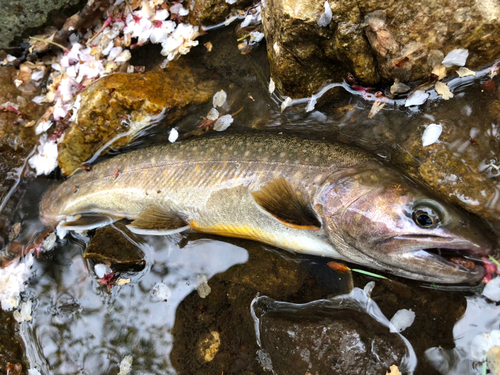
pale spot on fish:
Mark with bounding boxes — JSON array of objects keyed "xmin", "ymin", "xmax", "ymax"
[
  {"xmin": 279, "ymin": 152, "xmax": 286, "ymax": 158},
  {"xmin": 244, "ymin": 151, "xmax": 250, "ymax": 156}
]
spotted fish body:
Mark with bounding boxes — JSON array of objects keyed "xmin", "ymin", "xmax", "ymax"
[{"xmin": 41, "ymin": 133, "xmax": 495, "ymax": 283}]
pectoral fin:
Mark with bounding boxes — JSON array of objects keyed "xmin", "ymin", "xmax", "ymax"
[
  {"xmin": 62, "ymin": 215, "xmax": 116, "ymax": 230},
  {"xmin": 126, "ymin": 206, "xmax": 190, "ymax": 235},
  {"xmin": 252, "ymin": 179, "xmax": 321, "ymax": 230}
]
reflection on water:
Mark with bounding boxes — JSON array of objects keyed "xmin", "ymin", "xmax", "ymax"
[
  {"xmin": 426, "ymin": 296, "xmax": 500, "ymax": 374},
  {"xmin": 24, "ymin": 235, "xmax": 248, "ymax": 374}
]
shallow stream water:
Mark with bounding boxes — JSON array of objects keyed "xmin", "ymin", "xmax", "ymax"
[{"xmin": 2, "ymin": 25, "xmax": 500, "ymax": 375}]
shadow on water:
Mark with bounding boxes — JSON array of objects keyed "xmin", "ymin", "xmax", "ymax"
[{"xmin": 2, "ymin": 24, "xmax": 500, "ymax": 375}]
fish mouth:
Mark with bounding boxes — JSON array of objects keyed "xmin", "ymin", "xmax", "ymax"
[
  {"xmin": 413, "ymin": 247, "xmax": 486, "ymax": 274},
  {"xmin": 375, "ymin": 235, "xmax": 490, "ymax": 283}
]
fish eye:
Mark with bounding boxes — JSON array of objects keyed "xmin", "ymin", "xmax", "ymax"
[{"xmin": 412, "ymin": 206, "xmax": 441, "ymax": 228}]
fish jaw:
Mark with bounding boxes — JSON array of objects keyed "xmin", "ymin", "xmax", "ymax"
[
  {"xmin": 319, "ymin": 162, "xmax": 497, "ymax": 284},
  {"xmin": 370, "ymin": 235, "xmax": 488, "ymax": 283}
]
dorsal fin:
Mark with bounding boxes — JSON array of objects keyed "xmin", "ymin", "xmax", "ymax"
[
  {"xmin": 126, "ymin": 206, "xmax": 190, "ymax": 235},
  {"xmin": 252, "ymin": 179, "xmax": 321, "ymax": 230}
]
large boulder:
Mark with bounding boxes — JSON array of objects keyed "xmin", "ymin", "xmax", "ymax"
[
  {"xmin": 262, "ymin": 0, "xmax": 500, "ymax": 96},
  {"xmin": 57, "ymin": 64, "xmax": 217, "ymax": 176}
]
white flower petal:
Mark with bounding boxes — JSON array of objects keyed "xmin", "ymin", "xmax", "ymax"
[
  {"xmin": 118, "ymin": 355, "xmax": 133, "ymax": 375},
  {"xmin": 405, "ymin": 90, "xmax": 429, "ymax": 107},
  {"xmin": 213, "ymin": 114, "xmax": 233, "ymax": 131},
  {"xmin": 94, "ymin": 263, "xmax": 111, "ymax": 278},
  {"xmin": 483, "ymin": 277, "xmax": 500, "ymax": 302},
  {"xmin": 168, "ymin": 128, "xmax": 179, "ymax": 143},
  {"xmin": 422, "ymin": 123, "xmax": 443, "ymax": 147},
  {"xmin": 317, "ymin": 1, "xmax": 332, "ymax": 27},
  {"xmin": 35, "ymin": 120, "xmax": 53, "ymax": 135},
  {"xmin": 151, "ymin": 282, "xmax": 171, "ymax": 301},
  {"xmin": 0, "ymin": 254, "xmax": 34, "ymax": 311},
  {"xmin": 207, "ymin": 107, "xmax": 219, "ymax": 121},
  {"xmin": 213, "ymin": 90, "xmax": 227, "ymax": 108},
  {"xmin": 442, "ymin": 49, "xmax": 469, "ymax": 67},
  {"xmin": 390, "ymin": 309, "xmax": 415, "ymax": 332}
]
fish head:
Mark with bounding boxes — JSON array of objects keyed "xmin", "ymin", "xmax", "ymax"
[{"xmin": 320, "ymin": 162, "xmax": 496, "ymax": 284}]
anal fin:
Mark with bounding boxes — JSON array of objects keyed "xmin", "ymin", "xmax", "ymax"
[
  {"xmin": 126, "ymin": 206, "xmax": 190, "ymax": 235},
  {"xmin": 252, "ymin": 178, "xmax": 321, "ymax": 230}
]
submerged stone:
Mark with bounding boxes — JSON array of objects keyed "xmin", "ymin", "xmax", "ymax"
[
  {"xmin": 83, "ymin": 224, "xmax": 145, "ymax": 268},
  {"xmin": 57, "ymin": 65, "xmax": 217, "ymax": 175},
  {"xmin": 0, "ymin": 309, "xmax": 28, "ymax": 374},
  {"xmin": 251, "ymin": 291, "xmax": 414, "ymax": 375},
  {"xmin": 171, "ymin": 236, "xmax": 352, "ymax": 374}
]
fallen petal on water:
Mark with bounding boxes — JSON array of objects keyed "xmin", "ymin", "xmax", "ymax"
[
  {"xmin": 483, "ymin": 277, "xmax": 500, "ymax": 302},
  {"xmin": 213, "ymin": 90, "xmax": 227, "ymax": 108},
  {"xmin": 214, "ymin": 114, "xmax": 233, "ymax": 131},
  {"xmin": 442, "ymin": 48, "xmax": 469, "ymax": 67},
  {"xmin": 151, "ymin": 282, "xmax": 172, "ymax": 301},
  {"xmin": 118, "ymin": 355, "xmax": 133, "ymax": 375},
  {"xmin": 435, "ymin": 81, "xmax": 453, "ymax": 100},
  {"xmin": 168, "ymin": 128, "xmax": 179, "ymax": 143},
  {"xmin": 422, "ymin": 123, "xmax": 443, "ymax": 147},
  {"xmin": 390, "ymin": 309, "xmax": 415, "ymax": 333},
  {"xmin": 405, "ymin": 90, "xmax": 428, "ymax": 107},
  {"xmin": 457, "ymin": 67, "xmax": 476, "ymax": 77}
]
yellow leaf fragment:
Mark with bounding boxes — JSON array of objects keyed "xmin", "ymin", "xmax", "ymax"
[
  {"xmin": 117, "ymin": 278, "xmax": 131, "ymax": 286},
  {"xmin": 432, "ymin": 64, "xmax": 446, "ymax": 80},
  {"xmin": 204, "ymin": 42, "xmax": 213, "ymax": 52},
  {"xmin": 386, "ymin": 364, "xmax": 401, "ymax": 375},
  {"xmin": 456, "ymin": 67, "xmax": 476, "ymax": 77},
  {"xmin": 435, "ymin": 81, "xmax": 454, "ymax": 100},
  {"xmin": 368, "ymin": 100, "xmax": 386, "ymax": 118},
  {"xmin": 432, "ymin": 64, "xmax": 447, "ymax": 80}
]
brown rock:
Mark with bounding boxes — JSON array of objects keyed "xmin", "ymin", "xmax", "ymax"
[
  {"xmin": 83, "ymin": 224, "xmax": 145, "ymax": 268},
  {"xmin": 186, "ymin": 0, "xmax": 255, "ymax": 26},
  {"xmin": 0, "ymin": 66, "xmax": 45, "ymax": 248},
  {"xmin": 262, "ymin": 0, "xmax": 500, "ymax": 97},
  {"xmin": 57, "ymin": 64, "xmax": 218, "ymax": 175}
]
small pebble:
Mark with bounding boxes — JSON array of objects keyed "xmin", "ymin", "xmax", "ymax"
[{"xmin": 197, "ymin": 274, "xmax": 211, "ymax": 298}]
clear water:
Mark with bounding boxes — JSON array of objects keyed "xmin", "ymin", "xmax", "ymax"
[{"xmin": 2, "ymin": 25, "xmax": 500, "ymax": 375}]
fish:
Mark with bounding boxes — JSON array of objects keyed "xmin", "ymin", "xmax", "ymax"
[{"xmin": 39, "ymin": 133, "xmax": 496, "ymax": 283}]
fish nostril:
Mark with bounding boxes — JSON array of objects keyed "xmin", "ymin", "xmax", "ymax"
[{"xmin": 459, "ymin": 220, "xmax": 466, "ymax": 227}]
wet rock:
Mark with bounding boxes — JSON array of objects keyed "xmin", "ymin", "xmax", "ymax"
[
  {"xmin": 252, "ymin": 292, "xmax": 413, "ymax": 375},
  {"xmin": 394, "ymin": 117, "xmax": 500, "ymax": 228},
  {"xmin": 186, "ymin": 0, "xmax": 254, "ymax": 26},
  {"xmin": 83, "ymin": 224, "xmax": 145, "ymax": 268},
  {"xmin": 57, "ymin": 65, "xmax": 217, "ymax": 175},
  {"xmin": 262, "ymin": 0, "xmax": 500, "ymax": 97},
  {"xmin": 0, "ymin": 309, "xmax": 28, "ymax": 375},
  {"xmin": 0, "ymin": 66, "xmax": 45, "ymax": 248},
  {"xmin": 171, "ymin": 236, "xmax": 352, "ymax": 374},
  {"xmin": 0, "ymin": 0, "xmax": 82, "ymax": 49}
]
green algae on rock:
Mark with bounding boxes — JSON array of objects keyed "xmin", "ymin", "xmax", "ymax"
[{"xmin": 57, "ymin": 65, "xmax": 217, "ymax": 176}]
